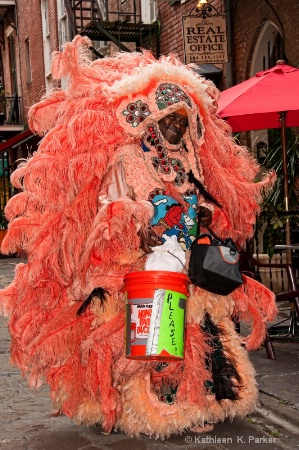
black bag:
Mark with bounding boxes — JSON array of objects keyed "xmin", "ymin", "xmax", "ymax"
[{"xmin": 189, "ymin": 221, "xmax": 243, "ymax": 295}]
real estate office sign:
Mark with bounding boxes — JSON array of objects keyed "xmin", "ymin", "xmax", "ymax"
[{"xmin": 182, "ymin": 6, "xmax": 228, "ymax": 64}]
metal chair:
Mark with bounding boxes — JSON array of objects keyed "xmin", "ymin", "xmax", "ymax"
[{"xmin": 239, "ymin": 251, "xmax": 299, "ymax": 360}]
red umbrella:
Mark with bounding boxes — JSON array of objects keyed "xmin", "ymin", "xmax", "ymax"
[
  {"xmin": 217, "ymin": 61, "xmax": 299, "ymax": 245},
  {"xmin": 217, "ymin": 62, "xmax": 299, "ymax": 131}
]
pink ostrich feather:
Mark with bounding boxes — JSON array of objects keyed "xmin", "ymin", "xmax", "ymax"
[{"xmin": 231, "ymin": 275, "xmax": 278, "ymax": 350}]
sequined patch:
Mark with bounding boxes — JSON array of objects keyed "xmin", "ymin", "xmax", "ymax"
[
  {"xmin": 156, "ymin": 83, "xmax": 192, "ymax": 111},
  {"xmin": 122, "ymin": 100, "xmax": 151, "ymax": 127}
]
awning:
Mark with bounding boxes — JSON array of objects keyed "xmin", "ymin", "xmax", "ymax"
[
  {"xmin": 0, "ymin": 128, "xmax": 33, "ymax": 153},
  {"xmin": 191, "ymin": 64, "xmax": 223, "ymax": 76},
  {"xmin": 191, "ymin": 64, "xmax": 223, "ymax": 85}
]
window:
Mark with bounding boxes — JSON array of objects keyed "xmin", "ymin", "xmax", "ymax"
[
  {"xmin": 57, "ymin": 0, "xmax": 69, "ymax": 90},
  {"xmin": 98, "ymin": 0, "xmax": 107, "ymax": 20},
  {"xmin": 25, "ymin": 38, "xmax": 32, "ymax": 84},
  {"xmin": 57, "ymin": 0, "xmax": 69, "ymax": 50},
  {"xmin": 250, "ymin": 21, "xmax": 283, "ymax": 76},
  {"xmin": 8, "ymin": 33, "xmax": 17, "ymax": 93},
  {"xmin": 150, "ymin": 0, "xmax": 157, "ymax": 21},
  {"xmin": 141, "ymin": 0, "xmax": 157, "ymax": 23},
  {"xmin": 41, "ymin": 0, "xmax": 52, "ymax": 91}
]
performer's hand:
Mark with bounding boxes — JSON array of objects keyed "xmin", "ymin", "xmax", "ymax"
[
  {"xmin": 197, "ymin": 206, "xmax": 213, "ymax": 227},
  {"xmin": 138, "ymin": 226, "xmax": 163, "ymax": 254}
]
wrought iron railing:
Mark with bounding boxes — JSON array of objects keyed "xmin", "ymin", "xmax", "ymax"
[
  {"xmin": 0, "ymin": 150, "xmax": 11, "ymax": 229},
  {"xmin": 67, "ymin": 0, "xmax": 142, "ymax": 33},
  {"xmin": 0, "ymin": 95, "xmax": 23, "ymax": 125}
]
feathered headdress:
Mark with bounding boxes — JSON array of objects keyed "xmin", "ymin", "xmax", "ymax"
[{"xmin": 0, "ymin": 36, "xmax": 277, "ymax": 438}]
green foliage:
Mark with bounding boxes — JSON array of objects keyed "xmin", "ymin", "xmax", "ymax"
[
  {"xmin": 263, "ymin": 129, "xmax": 299, "ymax": 207},
  {"xmin": 257, "ymin": 206, "xmax": 296, "ymax": 257},
  {"xmin": 258, "ymin": 128, "xmax": 299, "ymax": 256},
  {"xmin": 268, "ymin": 430, "xmax": 281, "ymax": 438}
]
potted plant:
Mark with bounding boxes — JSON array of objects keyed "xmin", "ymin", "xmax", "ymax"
[{"xmin": 257, "ymin": 128, "xmax": 299, "ymax": 258}]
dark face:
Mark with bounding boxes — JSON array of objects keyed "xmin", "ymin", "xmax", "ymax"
[{"xmin": 158, "ymin": 112, "xmax": 188, "ymax": 145}]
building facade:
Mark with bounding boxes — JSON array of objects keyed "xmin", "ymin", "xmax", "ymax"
[
  {"xmin": 0, "ymin": 0, "xmax": 158, "ymax": 229},
  {"xmin": 0, "ymin": 0, "xmax": 159, "ymax": 133},
  {"xmin": 0, "ymin": 0, "xmax": 64, "ymax": 138},
  {"xmin": 158, "ymin": 0, "xmax": 299, "ymax": 88},
  {"xmin": 1, "ymin": 0, "xmax": 299, "ymax": 142},
  {"xmin": 1, "ymin": 0, "xmax": 299, "ymax": 233}
]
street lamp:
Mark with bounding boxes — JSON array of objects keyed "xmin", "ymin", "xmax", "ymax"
[{"xmin": 196, "ymin": 0, "xmax": 208, "ymax": 6}]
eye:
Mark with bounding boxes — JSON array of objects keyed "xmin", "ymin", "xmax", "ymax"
[{"xmin": 181, "ymin": 120, "xmax": 188, "ymax": 127}]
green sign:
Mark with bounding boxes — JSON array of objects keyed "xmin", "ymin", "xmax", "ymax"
[{"xmin": 156, "ymin": 290, "xmax": 186, "ymax": 357}]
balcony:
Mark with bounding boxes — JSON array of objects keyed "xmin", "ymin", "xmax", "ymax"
[
  {"xmin": 67, "ymin": 0, "xmax": 160, "ymax": 57},
  {"xmin": 0, "ymin": 95, "xmax": 24, "ymax": 133}
]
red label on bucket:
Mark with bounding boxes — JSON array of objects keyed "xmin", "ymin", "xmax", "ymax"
[{"xmin": 130, "ymin": 303, "xmax": 152, "ymax": 339}]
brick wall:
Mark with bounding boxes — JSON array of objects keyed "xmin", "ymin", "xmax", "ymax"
[
  {"xmin": 2, "ymin": 0, "xmax": 298, "ymax": 127},
  {"xmin": 0, "ymin": 0, "xmax": 60, "ymax": 124},
  {"xmin": 108, "ymin": 0, "xmax": 141, "ymax": 23},
  {"xmin": 157, "ymin": 0, "xmax": 299, "ymax": 87},
  {"xmin": 233, "ymin": 0, "xmax": 299, "ymax": 83},
  {"xmin": 158, "ymin": 0, "xmax": 223, "ymax": 61},
  {"xmin": 16, "ymin": 0, "xmax": 45, "ymax": 119}
]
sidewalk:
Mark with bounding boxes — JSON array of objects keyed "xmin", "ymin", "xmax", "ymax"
[{"xmin": 0, "ymin": 257, "xmax": 299, "ymax": 450}]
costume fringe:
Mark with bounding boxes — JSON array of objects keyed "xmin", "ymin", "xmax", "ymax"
[
  {"xmin": 188, "ymin": 170, "xmax": 222, "ymax": 208},
  {"xmin": 203, "ymin": 313, "xmax": 241, "ymax": 401}
]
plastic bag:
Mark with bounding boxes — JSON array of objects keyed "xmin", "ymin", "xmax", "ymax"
[{"xmin": 145, "ymin": 235, "xmax": 186, "ymax": 272}]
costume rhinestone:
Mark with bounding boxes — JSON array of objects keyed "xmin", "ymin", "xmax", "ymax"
[
  {"xmin": 155, "ymin": 83, "xmax": 192, "ymax": 110},
  {"xmin": 122, "ymin": 100, "xmax": 151, "ymax": 127}
]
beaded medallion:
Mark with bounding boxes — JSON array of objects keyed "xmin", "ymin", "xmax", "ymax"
[{"xmin": 122, "ymin": 100, "xmax": 151, "ymax": 127}]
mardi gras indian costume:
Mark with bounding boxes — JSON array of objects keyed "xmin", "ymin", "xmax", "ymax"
[{"xmin": 0, "ymin": 37, "xmax": 277, "ymax": 438}]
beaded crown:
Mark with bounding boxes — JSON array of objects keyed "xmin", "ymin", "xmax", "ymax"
[{"xmin": 110, "ymin": 55, "xmax": 219, "ymax": 150}]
